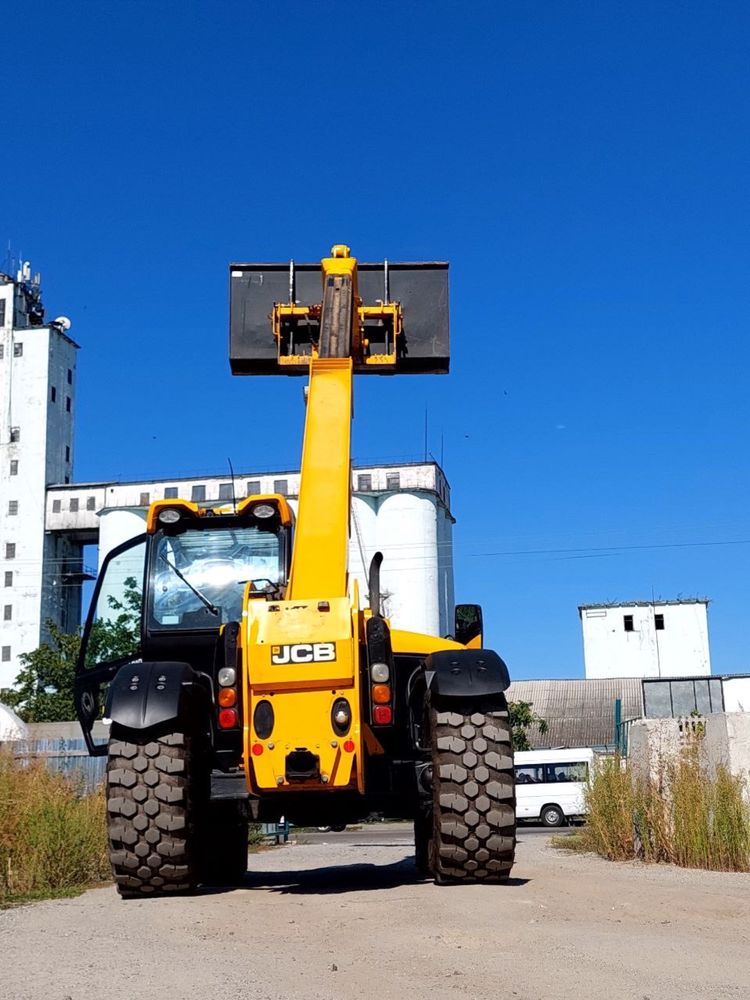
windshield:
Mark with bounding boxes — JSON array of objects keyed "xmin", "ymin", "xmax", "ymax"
[{"xmin": 149, "ymin": 525, "xmax": 282, "ymax": 628}]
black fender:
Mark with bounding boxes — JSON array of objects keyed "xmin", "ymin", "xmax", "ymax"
[
  {"xmin": 424, "ymin": 648, "xmax": 510, "ymax": 699},
  {"xmin": 105, "ymin": 661, "xmax": 210, "ymax": 735}
]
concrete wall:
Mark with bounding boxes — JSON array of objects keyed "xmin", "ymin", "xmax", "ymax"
[
  {"xmin": 629, "ymin": 714, "xmax": 750, "ymax": 803},
  {"xmin": 581, "ymin": 601, "xmax": 710, "ymax": 679}
]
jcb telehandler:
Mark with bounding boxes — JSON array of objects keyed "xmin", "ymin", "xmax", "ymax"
[{"xmin": 75, "ymin": 245, "xmax": 515, "ymax": 896}]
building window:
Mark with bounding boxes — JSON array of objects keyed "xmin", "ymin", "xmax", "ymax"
[
  {"xmin": 86, "ymin": 496, "xmax": 96, "ymax": 511},
  {"xmin": 5, "ymin": 544, "xmax": 16, "ymax": 560},
  {"xmin": 69, "ymin": 498, "xmax": 79, "ymax": 513},
  {"xmin": 191, "ymin": 484, "xmax": 206, "ymax": 502},
  {"xmin": 164, "ymin": 487, "xmax": 178, "ymax": 499},
  {"xmin": 8, "ymin": 501, "xmax": 18, "ymax": 516},
  {"xmin": 139, "ymin": 492, "xmax": 150, "ymax": 506},
  {"xmin": 654, "ymin": 613, "xmax": 665, "ymax": 631},
  {"xmin": 9, "ymin": 460, "xmax": 17, "ymax": 476},
  {"xmin": 219, "ymin": 483, "xmax": 233, "ymax": 501},
  {"xmin": 386, "ymin": 472, "xmax": 401, "ymax": 490},
  {"xmin": 357, "ymin": 474, "xmax": 372, "ymax": 491},
  {"xmin": 65, "ymin": 446, "xmax": 70, "ymax": 462},
  {"xmin": 273, "ymin": 479, "xmax": 288, "ymax": 495},
  {"xmin": 246, "ymin": 480, "xmax": 261, "ymax": 496},
  {"xmin": 0, "ymin": 300, "xmax": 4, "ymax": 326},
  {"xmin": 67, "ymin": 368, "xmax": 73, "ymax": 385},
  {"xmin": 50, "ymin": 386, "xmax": 57, "ymax": 402},
  {"xmin": 3, "ymin": 605, "xmax": 10, "ymax": 621},
  {"xmin": 66, "ymin": 396, "xmax": 71, "ymax": 412},
  {"xmin": 64, "ymin": 475, "xmax": 70, "ymax": 484},
  {"xmin": 13, "ymin": 342, "xmax": 23, "ymax": 358},
  {"xmin": 52, "ymin": 499, "xmax": 61, "ymax": 513},
  {"xmin": 624, "ymin": 614, "xmax": 634, "ymax": 632},
  {"xmin": 1, "ymin": 647, "xmax": 10, "ymax": 663},
  {"xmin": 9, "ymin": 427, "xmax": 20, "ymax": 443},
  {"xmin": 4, "ymin": 572, "xmax": 12, "ymax": 587},
  {"xmin": 0, "ymin": 345, "xmax": 3, "ymax": 359}
]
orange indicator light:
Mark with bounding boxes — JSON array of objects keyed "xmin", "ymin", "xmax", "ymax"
[
  {"xmin": 372, "ymin": 684, "xmax": 391, "ymax": 704},
  {"xmin": 218, "ymin": 687, "xmax": 237, "ymax": 707}
]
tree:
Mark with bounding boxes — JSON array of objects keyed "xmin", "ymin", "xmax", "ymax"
[
  {"xmin": 508, "ymin": 700, "xmax": 548, "ymax": 751},
  {"xmin": 0, "ymin": 579, "xmax": 141, "ymax": 723},
  {"xmin": 0, "ymin": 622, "xmax": 81, "ymax": 722}
]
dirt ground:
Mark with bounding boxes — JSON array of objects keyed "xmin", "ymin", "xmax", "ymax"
[{"xmin": 1, "ymin": 825, "xmax": 748, "ymax": 1000}]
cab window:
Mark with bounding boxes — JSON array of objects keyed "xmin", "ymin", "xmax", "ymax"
[{"xmin": 148, "ymin": 525, "xmax": 282, "ymax": 628}]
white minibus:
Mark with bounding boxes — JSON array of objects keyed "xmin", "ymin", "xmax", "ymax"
[{"xmin": 514, "ymin": 748, "xmax": 594, "ymax": 826}]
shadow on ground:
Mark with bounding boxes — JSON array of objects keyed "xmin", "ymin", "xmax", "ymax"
[{"xmin": 198, "ymin": 858, "xmax": 530, "ymax": 896}]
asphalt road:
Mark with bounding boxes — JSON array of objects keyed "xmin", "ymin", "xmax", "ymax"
[{"xmin": 1, "ymin": 824, "xmax": 748, "ymax": 1000}]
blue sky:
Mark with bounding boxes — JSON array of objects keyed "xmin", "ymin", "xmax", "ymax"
[{"xmin": 3, "ymin": 1, "xmax": 749, "ymax": 677}]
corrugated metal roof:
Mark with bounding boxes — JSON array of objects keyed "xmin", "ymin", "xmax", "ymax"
[{"xmin": 506, "ymin": 678, "xmax": 643, "ymax": 749}]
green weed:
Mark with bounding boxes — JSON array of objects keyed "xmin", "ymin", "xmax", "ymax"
[
  {"xmin": 556, "ymin": 743, "xmax": 750, "ymax": 872},
  {"xmin": 0, "ymin": 750, "xmax": 109, "ymax": 906}
]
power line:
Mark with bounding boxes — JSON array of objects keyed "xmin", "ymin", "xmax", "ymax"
[{"xmin": 470, "ymin": 538, "xmax": 750, "ymax": 558}]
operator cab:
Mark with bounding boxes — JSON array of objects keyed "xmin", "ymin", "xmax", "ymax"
[{"xmin": 74, "ymin": 494, "xmax": 292, "ymax": 753}]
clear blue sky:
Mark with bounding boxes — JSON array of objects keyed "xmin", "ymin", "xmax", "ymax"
[{"xmin": 3, "ymin": 2, "xmax": 749, "ymax": 678}]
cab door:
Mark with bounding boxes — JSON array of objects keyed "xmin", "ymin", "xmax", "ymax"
[{"xmin": 74, "ymin": 534, "xmax": 147, "ymax": 755}]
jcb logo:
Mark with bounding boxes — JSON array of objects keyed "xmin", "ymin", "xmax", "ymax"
[{"xmin": 271, "ymin": 643, "xmax": 337, "ymax": 665}]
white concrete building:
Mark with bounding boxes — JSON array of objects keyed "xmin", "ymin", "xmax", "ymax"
[
  {"xmin": 0, "ymin": 265, "xmax": 79, "ymax": 686},
  {"xmin": 579, "ymin": 599, "xmax": 711, "ymax": 680}
]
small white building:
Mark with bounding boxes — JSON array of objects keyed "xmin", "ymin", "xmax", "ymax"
[{"xmin": 578, "ymin": 599, "xmax": 711, "ymax": 679}]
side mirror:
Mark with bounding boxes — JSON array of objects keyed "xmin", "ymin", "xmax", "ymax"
[{"xmin": 454, "ymin": 603, "xmax": 483, "ymax": 647}]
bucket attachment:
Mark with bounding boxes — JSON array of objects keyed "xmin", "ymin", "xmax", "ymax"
[{"xmin": 229, "ymin": 256, "xmax": 449, "ymax": 375}]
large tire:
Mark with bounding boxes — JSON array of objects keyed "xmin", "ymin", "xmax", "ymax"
[
  {"xmin": 201, "ymin": 800, "xmax": 249, "ymax": 885},
  {"xmin": 430, "ymin": 697, "xmax": 515, "ymax": 883},
  {"xmin": 107, "ymin": 728, "xmax": 205, "ymax": 898}
]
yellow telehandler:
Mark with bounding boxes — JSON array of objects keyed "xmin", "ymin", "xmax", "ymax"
[{"xmin": 75, "ymin": 245, "xmax": 515, "ymax": 896}]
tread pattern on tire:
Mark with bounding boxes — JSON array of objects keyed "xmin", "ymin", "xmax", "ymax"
[
  {"xmin": 107, "ymin": 730, "xmax": 200, "ymax": 897},
  {"xmin": 431, "ymin": 699, "xmax": 516, "ymax": 883}
]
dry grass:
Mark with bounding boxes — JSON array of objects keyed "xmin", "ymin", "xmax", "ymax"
[
  {"xmin": 555, "ymin": 744, "xmax": 750, "ymax": 872},
  {"xmin": 0, "ymin": 750, "xmax": 109, "ymax": 906}
]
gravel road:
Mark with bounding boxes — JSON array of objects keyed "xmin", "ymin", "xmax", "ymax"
[{"xmin": 1, "ymin": 825, "xmax": 748, "ymax": 1000}]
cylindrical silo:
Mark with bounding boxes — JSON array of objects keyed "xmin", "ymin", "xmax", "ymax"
[
  {"xmin": 97, "ymin": 508, "xmax": 148, "ymax": 568},
  {"xmin": 349, "ymin": 495, "xmax": 378, "ymax": 608},
  {"xmin": 436, "ymin": 506, "xmax": 455, "ymax": 638},
  {"xmin": 96, "ymin": 508, "xmax": 148, "ymax": 624},
  {"xmin": 376, "ymin": 492, "xmax": 439, "ymax": 636}
]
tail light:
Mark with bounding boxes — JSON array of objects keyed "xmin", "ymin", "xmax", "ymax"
[
  {"xmin": 218, "ymin": 708, "xmax": 239, "ymax": 729},
  {"xmin": 373, "ymin": 705, "xmax": 392, "ymax": 725},
  {"xmin": 218, "ymin": 687, "xmax": 237, "ymax": 708},
  {"xmin": 372, "ymin": 684, "xmax": 391, "ymax": 704},
  {"xmin": 370, "ymin": 662, "xmax": 390, "ymax": 683}
]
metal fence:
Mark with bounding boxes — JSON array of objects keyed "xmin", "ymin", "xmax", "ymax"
[{"xmin": 9, "ymin": 738, "xmax": 106, "ymax": 792}]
